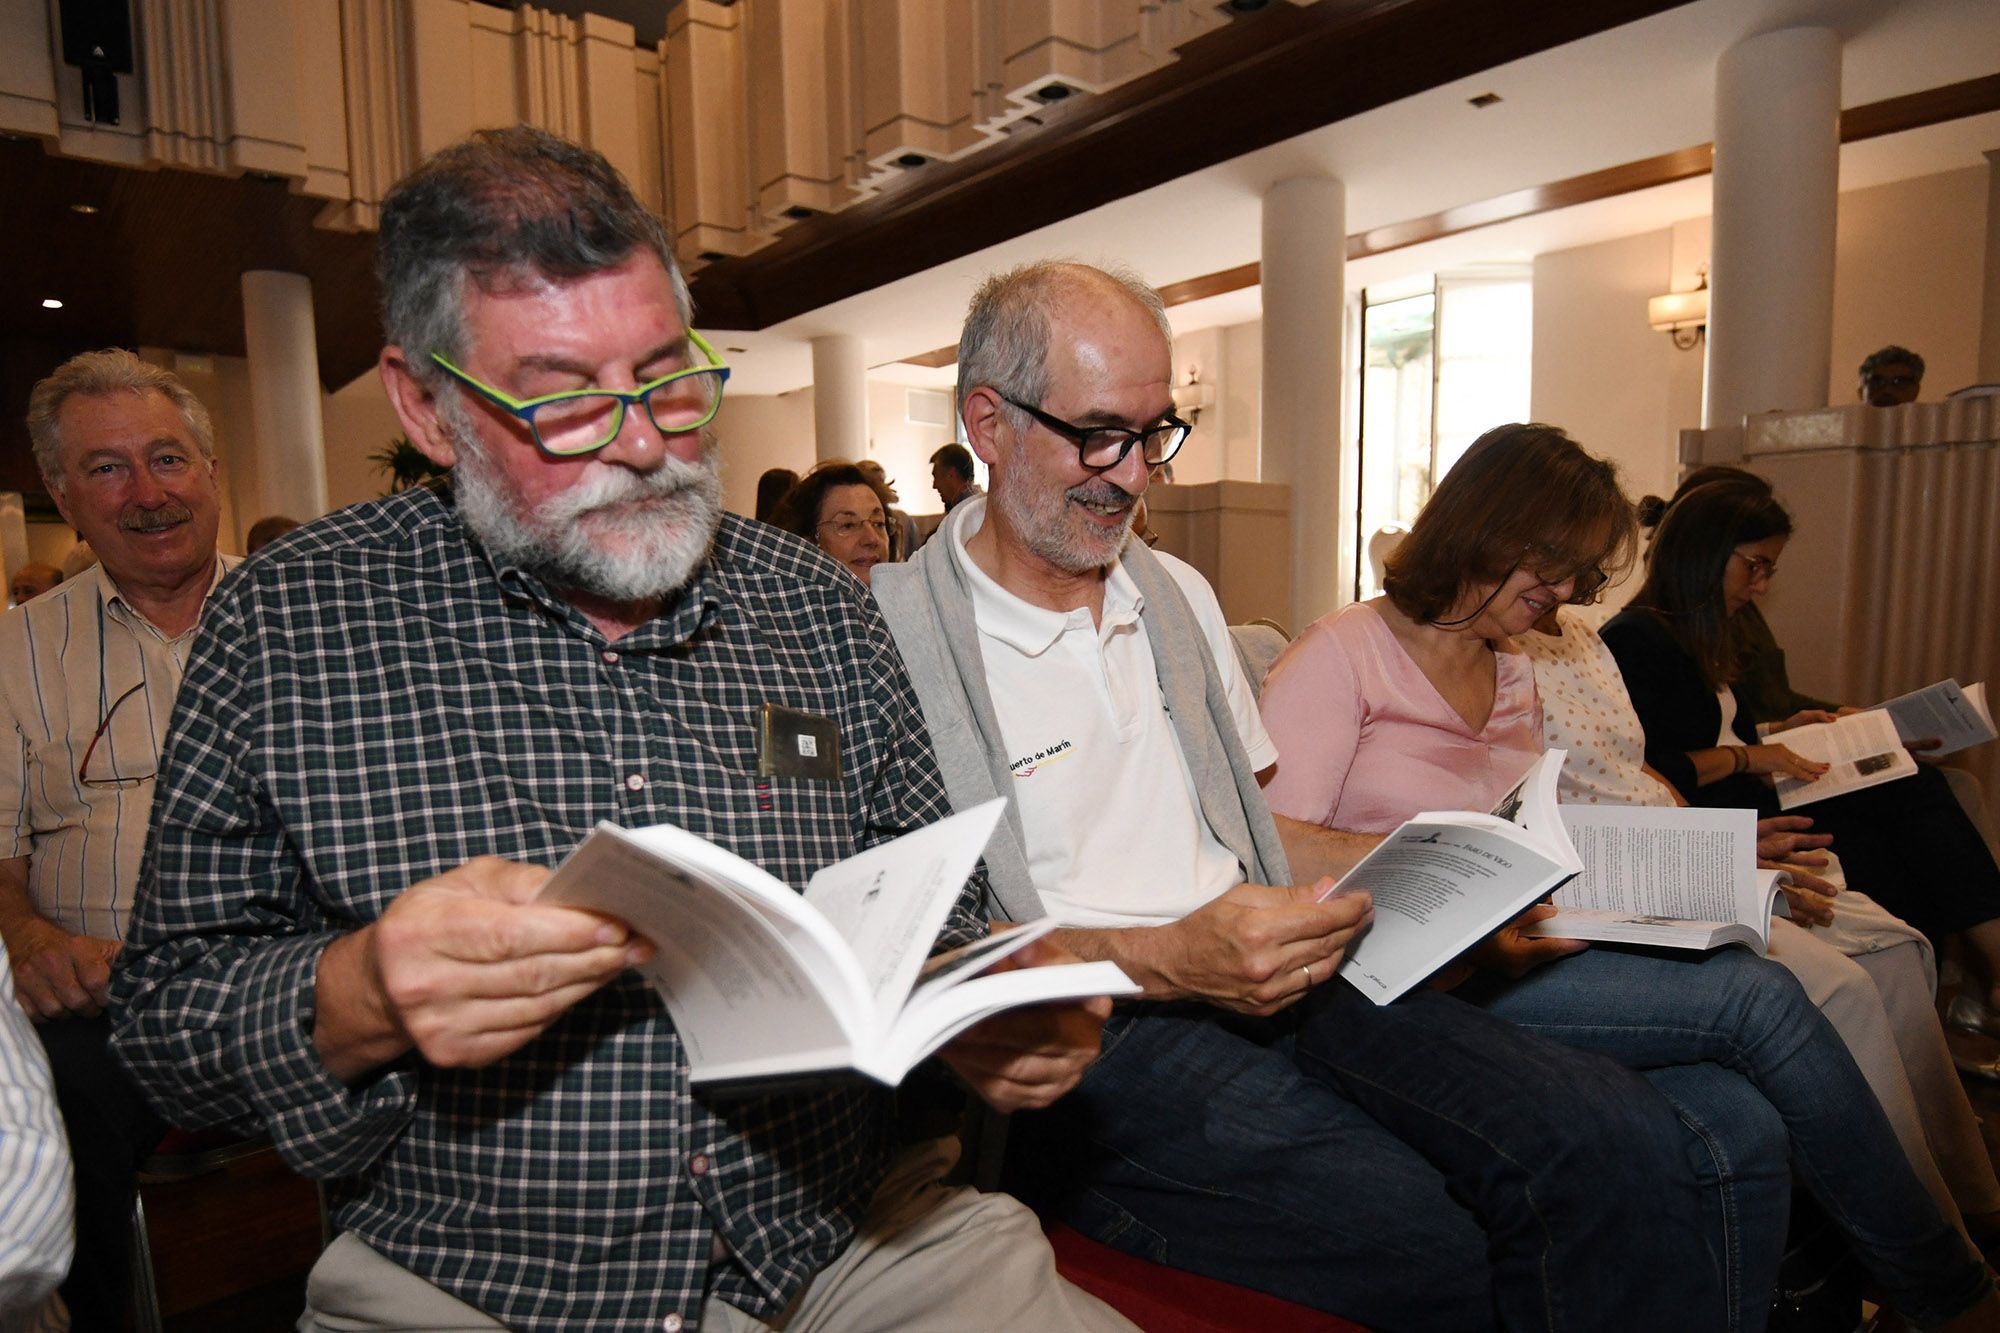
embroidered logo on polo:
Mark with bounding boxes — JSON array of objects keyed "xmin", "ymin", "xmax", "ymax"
[{"xmin": 1009, "ymin": 738, "xmax": 1077, "ymax": 778}]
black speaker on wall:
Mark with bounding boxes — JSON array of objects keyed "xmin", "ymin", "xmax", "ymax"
[{"xmin": 58, "ymin": 0, "xmax": 134, "ymax": 126}]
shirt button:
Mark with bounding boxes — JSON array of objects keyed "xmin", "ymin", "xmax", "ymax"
[
  {"xmin": 601, "ymin": 650, "xmax": 619, "ymax": 665},
  {"xmin": 689, "ymin": 1153, "xmax": 710, "ymax": 1176},
  {"xmin": 662, "ymin": 1316, "xmax": 684, "ymax": 1332},
  {"xmin": 625, "ymin": 773, "xmax": 646, "ymax": 792}
]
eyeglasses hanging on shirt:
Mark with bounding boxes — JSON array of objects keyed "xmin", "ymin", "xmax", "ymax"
[{"xmin": 77, "ymin": 597, "xmax": 157, "ymax": 789}]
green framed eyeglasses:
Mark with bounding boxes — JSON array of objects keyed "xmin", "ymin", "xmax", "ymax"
[{"xmin": 430, "ymin": 330, "xmax": 732, "ymax": 456}]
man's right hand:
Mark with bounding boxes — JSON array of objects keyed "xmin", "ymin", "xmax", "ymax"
[
  {"xmin": 315, "ymin": 856, "xmax": 652, "ymax": 1081},
  {"xmin": 1139, "ymin": 880, "xmax": 1372, "ymax": 1017},
  {"xmin": 5, "ymin": 917, "xmax": 120, "ymax": 1020}
]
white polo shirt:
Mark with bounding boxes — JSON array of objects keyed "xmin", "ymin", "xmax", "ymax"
[{"xmin": 951, "ymin": 499, "xmax": 1278, "ymax": 928}]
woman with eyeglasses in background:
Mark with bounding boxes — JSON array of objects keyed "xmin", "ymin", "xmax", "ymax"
[
  {"xmin": 1258, "ymin": 422, "xmax": 1999, "ymax": 1332},
  {"xmin": 771, "ymin": 461, "xmax": 895, "ymax": 586},
  {"xmin": 1603, "ymin": 474, "xmax": 2000, "ymax": 1018}
]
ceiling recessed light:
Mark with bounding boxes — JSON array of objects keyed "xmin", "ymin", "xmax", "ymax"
[
  {"xmin": 1034, "ymin": 82, "xmax": 1073, "ymax": 103},
  {"xmin": 40, "ymin": 298, "xmax": 63, "ymax": 310},
  {"xmin": 69, "ymin": 203, "xmax": 100, "ymax": 215},
  {"xmin": 1468, "ymin": 92, "xmax": 1502, "ymax": 109},
  {"xmin": 895, "ymin": 152, "xmax": 929, "ymax": 169}
]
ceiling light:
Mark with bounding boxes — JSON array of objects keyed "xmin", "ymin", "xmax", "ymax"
[
  {"xmin": 40, "ymin": 298, "xmax": 63, "ymax": 310},
  {"xmin": 69, "ymin": 203, "xmax": 100, "ymax": 215}
]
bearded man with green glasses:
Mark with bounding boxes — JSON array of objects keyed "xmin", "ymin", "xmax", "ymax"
[{"xmin": 110, "ymin": 126, "xmax": 1130, "ymax": 1333}]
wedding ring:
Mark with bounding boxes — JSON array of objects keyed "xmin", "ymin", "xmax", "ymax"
[{"xmin": 1301, "ymin": 964, "xmax": 1314, "ymax": 989}]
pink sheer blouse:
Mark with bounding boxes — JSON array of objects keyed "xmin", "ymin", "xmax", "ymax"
[{"xmin": 1259, "ymin": 601, "xmax": 1543, "ymax": 834}]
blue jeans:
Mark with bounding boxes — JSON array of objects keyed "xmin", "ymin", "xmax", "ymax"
[
  {"xmin": 1465, "ymin": 946, "xmax": 1992, "ymax": 1328},
  {"xmin": 1008, "ymin": 989, "xmax": 1728, "ymax": 1332}
]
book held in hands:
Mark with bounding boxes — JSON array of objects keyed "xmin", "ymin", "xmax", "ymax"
[
  {"xmin": 1328, "ymin": 750, "xmax": 1583, "ymax": 1004},
  {"xmin": 538, "ymin": 798, "xmax": 1137, "ymax": 1089}
]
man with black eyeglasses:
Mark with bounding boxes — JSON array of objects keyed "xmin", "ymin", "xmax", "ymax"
[
  {"xmin": 874, "ymin": 260, "xmax": 1738, "ymax": 1329},
  {"xmin": 0, "ymin": 348, "xmax": 235, "ymax": 1328}
]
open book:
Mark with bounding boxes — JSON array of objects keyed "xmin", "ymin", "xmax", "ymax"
[
  {"xmin": 1330, "ymin": 751, "xmax": 1582, "ymax": 1004},
  {"xmin": 1525, "ymin": 805, "xmax": 1792, "ymax": 953},
  {"xmin": 539, "ymin": 798, "xmax": 1137, "ymax": 1089},
  {"xmin": 1771, "ymin": 708, "xmax": 1917, "ymax": 809},
  {"xmin": 1875, "ymin": 679, "xmax": 1994, "ymax": 757}
]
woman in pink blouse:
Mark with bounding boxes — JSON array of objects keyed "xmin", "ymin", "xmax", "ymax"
[{"xmin": 1260, "ymin": 423, "xmax": 1995, "ymax": 1330}]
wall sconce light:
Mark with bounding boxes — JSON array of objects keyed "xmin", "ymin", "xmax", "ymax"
[
  {"xmin": 1648, "ymin": 270, "xmax": 1708, "ymax": 350},
  {"xmin": 1172, "ymin": 367, "xmax": 1215, "ymax": 423}
]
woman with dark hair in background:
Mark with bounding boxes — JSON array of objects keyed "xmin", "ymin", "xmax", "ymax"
[
  {"xmin": 754, "ymin": 467, "xmax": 799, "ymax": 525},
  {"xmin": 1602, "ymin": 476, "xmax": 2000, "ymax": 1014},
  {"xmin": 770, "ymin": 462, "xmax": 895, "ymax": 586},
  {"xmin": 1260, "ymin": 423, "xmax": 1997, "ymax": 1332}
]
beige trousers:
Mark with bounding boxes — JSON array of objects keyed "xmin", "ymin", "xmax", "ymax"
[{"xmin": 298, "ymin": 1138, "xmax": 1134, "ymax": 1333}]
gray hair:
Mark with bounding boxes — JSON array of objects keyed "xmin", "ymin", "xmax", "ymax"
[
  {"xmin": 957, "ymin": 260, "xmax": 1172, "ymax": 417},
  {"xmin": 25, "ymin": 349, "xmax": 215, "ymax": 493},
  {"xmin": 377, "ymin": 125, "xmax": 690, "ymax": 388}
]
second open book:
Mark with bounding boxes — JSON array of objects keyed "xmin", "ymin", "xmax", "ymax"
[{"xmin": 1333, "ymin": 750, "xmax": 1788, "ymax": 1005}]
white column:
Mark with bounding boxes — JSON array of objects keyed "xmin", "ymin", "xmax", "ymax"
[
  {"xmin": 240, "ymin": 270, "xmax": 329, "ymax": 522},
  {"xmin": 810, "ymin": 334, "xmax": 868, "ymax": 463},
  {"xmin": 1702, "ymin": 27, "xmax": 1841, "ymax": 429},
  {"xmin": 1979, "ymin": 149, "xmax": 2000, "ymax": 384},
  {"xmin": 1260, "ymin": 175, "xmax": 1347, "ymax": 631}
]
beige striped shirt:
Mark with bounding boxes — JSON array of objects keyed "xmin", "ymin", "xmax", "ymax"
[{"xmin": 0, "ymin": 557, "xmax": 238, "ymax": 941}]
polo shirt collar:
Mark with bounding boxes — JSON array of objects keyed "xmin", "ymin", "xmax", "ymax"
[
  {"xmin": 948, "ymin": 495, "xmax": 1142, "ymax": 657},
  {"xmin": 93, "ymin": 555, "xmax": 231, "ymax": 638}
]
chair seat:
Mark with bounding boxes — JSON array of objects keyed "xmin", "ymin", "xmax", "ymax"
[{"xmin": 1044, "ymin": 1222, "xmax": 1370, "ymax": 1332}]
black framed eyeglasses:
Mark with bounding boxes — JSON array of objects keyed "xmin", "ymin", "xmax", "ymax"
[
  {"xmin": 997, "ymin": 393, "xmax": 1191, "ymax": 470},
  {"xmin": 430, "ymin": 330, "xmax": 731, "ymax": 457},
  {"xmin": 1522, "ymin": 546, "xmax": 1610, "ymax": 606}
]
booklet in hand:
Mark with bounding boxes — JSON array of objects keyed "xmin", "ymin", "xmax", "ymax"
[
  {"xmin": 1327, "ymin": 750, "xmax": 1582, "ymax": 1004},
  {"xmin": 538, "ymin": 798, "xmax": 1137, "ymax": 1090},
  {"xmin": 1525, "ymin": 805, "xmax": 1793, "ymax": 954},
  {"xmin": 1770, "ymin": 708, "xmax": 1917, "ymax": 809},
  {"xmin": 1875, "ymin": 679, "xmax": 1995, "ymax": 757}
]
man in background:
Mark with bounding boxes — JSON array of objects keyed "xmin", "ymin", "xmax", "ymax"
[
  {"xmin": 929, "ymin": 442, "xmax": 981, "ymax": 511},
  {"xmin": 1859, "ymin": 345, "xmax": 1924, "ymax": 406},
  {"xmin": 0, "ymin": 349, "xmax": 235, "ymax": 1328},
  {"xmin": 5, "ymin": 564, "xmax": 60, "ymax": 609}
]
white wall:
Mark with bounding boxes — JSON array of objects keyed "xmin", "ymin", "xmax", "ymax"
[
  {"xmin": 1827, "ymin": 165, "xmax": 1986, "ymax": 403},
  {"xmin": 1530, "ymin": 230, "xmax": 1686, "ymax": 513},
  {"xmin": 322, "ymin": 370, "xmax": 405, "ymax": 513},
  {"xmin": 864, "ymin": 379, "xmax": 958, "ymax": 515},
  {"xmin": 711, "ymin": 389, "xmax": 816, "ymax": 517}
]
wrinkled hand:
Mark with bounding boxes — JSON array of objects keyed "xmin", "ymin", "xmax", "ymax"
[
  {"xmin": 1155, "ymin": 880, "xmax": 1372, "ymax": 1016},
  {"xmin": 1755, "ymin": 816, "xmax": 1833, "ymax": 865},
  {"xmin": 1745, "ymin": 743, "xmax": 1829, "ymax": 783},
  {"xmin": 357, "ymin": 856, "xmax": 651, "ymax": 1070},
  {"xmin": 938, "ymin": 937, "xmax": 1112, "ymax": 1112},
  {"xmin": 1467, "ymin": 902, "xmax": 1588, "ymax": 980},
  {"xmin": 1776, "ymin": 882, "xmax": 1837, "ymax": 928},
  {"xmin": 6, "ymin": 919, "xmax": 119, "ymax": 1020}
]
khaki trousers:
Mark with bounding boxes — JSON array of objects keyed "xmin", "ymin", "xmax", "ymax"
[{"xmin": 299, "ymin": 1138, "xmax": 1133, "ymax": 1332}]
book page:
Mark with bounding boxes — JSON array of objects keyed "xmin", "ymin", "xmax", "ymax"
[
  {"xmin": 804, "ymin": 799, "xmax": 1005, "ymax": 1026},
  {"xmin": 1877, "ymin": 679, "xmax": 1996, "ymax": 757},
  {"xmin": 880, "ymin": 960, "xmax": 1140, "ymax": 1083},
  {"xmin": 1773, "ymin": 708, "xmax": 1918, "ymax": 809},
  {"xmin": 540, "ymin": 828, "xmax": 859, "ymax": 1071},
  {"xmin": 1335, "ymin": 821, "xmax": 1571, "ymax": 1004},
  {"xmin": 1488, "ymin": 749, "xmax": 1580, "ymax": 872},
  {"xmin": 1553, "ymin": 805, "xmax": 1757, "ymax": 923}
]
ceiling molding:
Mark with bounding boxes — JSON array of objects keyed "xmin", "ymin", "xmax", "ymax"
[
  {"xmin": 895, "ymin": 71, "xmax": 2000, "ymax": 370},
  {"xmin": 689, "ymin": 0, "xmax": 1695, "ymax": 331}
]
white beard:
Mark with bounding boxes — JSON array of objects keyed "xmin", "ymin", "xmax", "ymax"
[
  {"xmin": 448, "ymin": 409, "xmax": 724, "ymax": 603},
  {"xmin": 993, "ymin": 471, "xmax": 1135, "ymax": 575}
]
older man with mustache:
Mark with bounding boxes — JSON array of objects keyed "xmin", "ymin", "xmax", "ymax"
[{"xmin": 0, "ymin": 348, "xmax": 235, "ymax": 1327}]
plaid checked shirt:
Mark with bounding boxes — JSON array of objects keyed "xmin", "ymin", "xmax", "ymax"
[{"xmin": 108, "ymin": 485, "xmax": 985, "ymax": 1331}]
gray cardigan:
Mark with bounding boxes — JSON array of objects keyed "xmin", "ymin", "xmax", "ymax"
[{"xmin": 872, "ymin": 502, "xmax": 1290, "ymax": 923}]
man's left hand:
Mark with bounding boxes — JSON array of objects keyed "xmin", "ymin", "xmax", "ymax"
[{"xmin": 936, "ymin": 936, "xmax": 1111, "ymax": 1113}]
